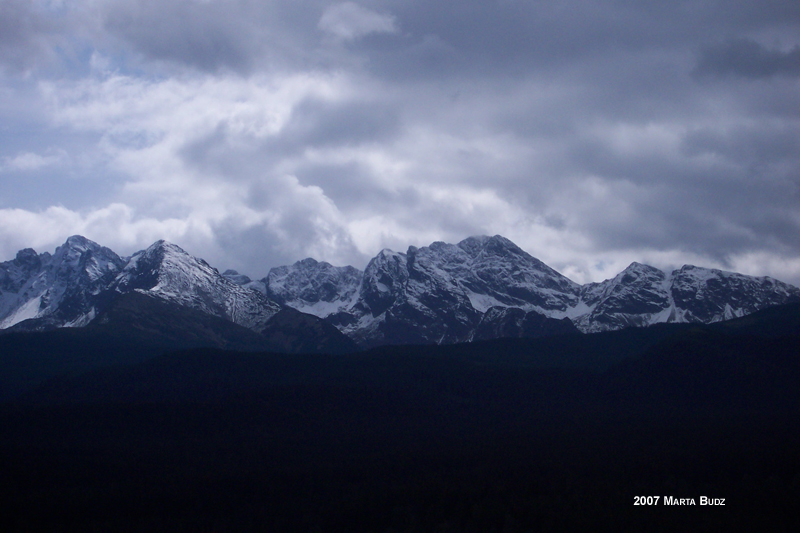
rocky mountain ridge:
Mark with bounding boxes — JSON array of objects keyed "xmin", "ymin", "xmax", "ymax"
[
  {"xmin": 236, "ymin": 234, "xmax": 800, "ymax": 347},
  {"xmin": 2, "ymin": 235, "xmax": 799, "ymax": 348},
  {"xmin": 0, "ymin": 237, "xmax": 281, "ymax": 334}
]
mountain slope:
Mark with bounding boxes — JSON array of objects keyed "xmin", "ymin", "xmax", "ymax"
[
  {"xmin": 473, "ymin": 307, "xmax": 579, "ymax": 341},
  {"xmin": 90, "ymin": 290, "xmax": 279, "ymax": 352},
  {"xmin": 112, "ymin": 240, "xmax": 281, "ymax": 333},
  {"xmin": 259, "ymin": 307, "xmax": 360, "ymax": 354}
]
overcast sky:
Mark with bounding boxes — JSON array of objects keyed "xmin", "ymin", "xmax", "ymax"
[{"xmin": 1, "ymin": 0, "xmax": 799, "ymax": 285}]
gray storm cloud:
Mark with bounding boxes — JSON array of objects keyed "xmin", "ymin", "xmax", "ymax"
[
  {"xmin": 318, "ymin": 2, "xmax": 397, "ymax": 41},
  {"xmin": 0, "ymin": 0, "xmax": 798, "ymax": 286},
  {"xmin": 695, "ymin": 39, "xmax": 800, "ymax": 79}
]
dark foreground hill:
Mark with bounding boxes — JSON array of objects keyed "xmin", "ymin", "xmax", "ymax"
[
  {"xmin": 1, "ymin": 303, "xmax": 799, "ymax": 531},
  {"xmin": 0, "ymin": 291, "xmax": 357, "ymax": 400}
]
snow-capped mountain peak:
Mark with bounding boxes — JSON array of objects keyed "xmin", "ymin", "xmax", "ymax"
[
  {"xmin": 568, "ymin": 261, "xmax": 800, "ymax": 332},
  {"xmin": 0, "ymin": 236, "xmax": 125, "ymax": 329},
  {"xmin": 113, "ymin": 239, "xmax": 280, "ymax": 332},
  {"xmin": 668, "ymin": 264, "xmax": 797, "ymax": 323},
  {"xmin": 294, "ymin": 235, "xmax": 587, "ymax": 346},
  {"xmin": 259, "ymin": 257, "xmax": 362, "ymax": 318}
]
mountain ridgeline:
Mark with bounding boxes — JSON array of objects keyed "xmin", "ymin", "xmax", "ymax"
[{"xmin": 1, "ymin": 234, "xmax": 798, "ymax": 349}]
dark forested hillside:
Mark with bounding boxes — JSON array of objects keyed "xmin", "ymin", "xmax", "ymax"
[{"xmin": 1, "ymin": 303, "xmax": 799, "ymax": 531}]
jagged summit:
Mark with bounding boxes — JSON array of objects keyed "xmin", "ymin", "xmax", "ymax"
[
  {"xmin": 622, "ymin": 261, "xmax": 657, "ymax": 271},
  {"xmin": 62, "ymin": 234, "xmax": 94, "ymax": 249},
  {"xmin": 0, "ymin": 236, "xmax": 125, "ymax": 329},
  {"xmin": 457, "ymin": 234, "xmax": 515, "ymax": 252},
  {"xmin": 263, "ymin": 256, "xmax": 362, "ymax": 318}
]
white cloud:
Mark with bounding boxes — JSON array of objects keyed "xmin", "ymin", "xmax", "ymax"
[
  {"xmin": 729, "ymin": 251, "xmax": 800, "ymax": 286},
  {"xmin": 1, "ymin": 149, "xmax": 66, "ymax": 172},
  {"xmin": 25, "ymin": 70, "xmax": 365, "ymax": 271},
  {"xmin": 318, "ymin": 2, "xmax": 397, "ymax": 41},
  {"xmin": 41, "ymin": 72, "xmax": 346, "ymax": 142},
  {"xmin": 1, "ymin": 1, "xmax": 798, "ymax": 289},
  {"xmin": 0, "ymin": 203, "xmax": 194, "ymax": 259},
  {"xmin": 40, "ymin": 69, "xmax": 352, "ymax": 199}
]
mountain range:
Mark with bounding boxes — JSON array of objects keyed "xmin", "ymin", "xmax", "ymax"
[
  {"xmin": 2, "ymin": 234, "xmax": 798, "ymax": 349},
  {"xmin": 3, "ymin": 236, "xmax": 800, "ymax": 530}
]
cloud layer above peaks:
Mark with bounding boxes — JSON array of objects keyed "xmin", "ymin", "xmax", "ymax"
[{"xmin": 1, "ymin": 0, "xmax": 799, "ymax": 285}]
